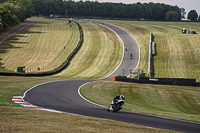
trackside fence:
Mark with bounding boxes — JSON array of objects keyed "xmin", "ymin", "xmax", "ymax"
[
  {"xmin": 114, "ymin": 76, "xmax": 200, "ymax": 87},
  {"xmin": 0, "ymin": 21, "xmax": 83, "ymax": 76}
]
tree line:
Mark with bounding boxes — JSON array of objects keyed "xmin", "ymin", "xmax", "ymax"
[
  {"xmin": 0, "ymin": 0, "xmax": 35, "ymax": 32},
  {"xmin": 1, "ymin": 0, "xmax": 199, "ymax": 32},
  {"xmin": 31, "ymin": 0, "xmax": 185, "ymax": 21}
]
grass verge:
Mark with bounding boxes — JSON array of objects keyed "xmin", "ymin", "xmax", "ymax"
[
  {"xmin": 80, "ymin": 80, "xmax": 200, "ymax": 123},
  {"xmin": 53, "ymin": 21, "xmax": 123, "ymax": 79},
  {"xmin": 1, "ymin": 18, "xmax": 198, "ymax": 132},
  {"xmin": 0, "ymin": 106, "xmax": 178, "ymax": 133},
  {"xmin": 0, "ymin": 17, "xmax": 75, "ymax": 73},
  {"xmin": 0, "ymin": 76, "xmax": 178, "ymax": 132},
  {"xmin": 1, "ymin": 18, "xmax": 167, "ymax": 132},
  {"xmin": 94, "ymin": 20, "xmax": 200, "ymax": 81}
]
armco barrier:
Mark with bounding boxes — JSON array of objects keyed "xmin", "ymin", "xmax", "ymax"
[
  {"xmin": 0, "ymin": 21, "xmax": 83, "ymax": 77},
  {"xmin": 148, "ymin": 33, "xmax": 154, "ymax": 78},
  {"xmin": 114, "ymin": 76, "xmax": 200, "ymax": 87},
  {"xmin": 148, "ymin": 33, "xmax": 157, "ymax": 78}
]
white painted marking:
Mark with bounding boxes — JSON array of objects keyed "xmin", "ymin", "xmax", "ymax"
[
  {"xmin": 78, "ymin": 81, "xmax": 107, "ymax": 108},
  {"xmin": 96, "ymin": 22, "xmax": 140, "ymax": 78}
]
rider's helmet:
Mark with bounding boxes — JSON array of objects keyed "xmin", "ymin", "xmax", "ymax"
[{"xmin": 120, "ymin": 94, "xmax": 125, "ymax": 100}]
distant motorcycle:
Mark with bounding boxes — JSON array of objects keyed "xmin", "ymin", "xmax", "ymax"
[
  {"xmin": 130, "ymin": 52, "xmax": 134, "ymax": 59},
  {"xmin": 107, "ymin": 97, "xmax": 125, "ymax": 112}
]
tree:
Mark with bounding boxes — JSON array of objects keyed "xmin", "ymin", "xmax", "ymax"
[
  {"xmin": 187, "ymin": 10, "xmax": 198, "ymax": 21},
  {"xmin": 151, "ymin": 4, "xmax": 164, "ymax": 21},
  {"xmin": 165, "ymin": 11, "xmax": 179, "ymax": 21},
  {"xmin": 180, "ymin": 8, "xmax": 186, "ymax": 19},
  {"xmin": 0, "ymin": 18, "xmax": 3, "ymax": 32},
  {"xmin": 17, "ymin": 0, "xmax": 35, "ymax": 19},
  {"xmin": 0, "ymin": 2, "xmax": 20, "ymax": 29},
  {"xmin": 30, "ymin": 1, "xmax": 182, "ymax": 21},
  {"xmin": 0, "ymin": 0, "xmax": 9, "ymax": 2},
  {"xmin": 0, "ymin": 0, "xmax": 35, "ymax": 31},
  {"xmin": 197, "ymin": 15, "xmax": 200, "ymax": 22}
]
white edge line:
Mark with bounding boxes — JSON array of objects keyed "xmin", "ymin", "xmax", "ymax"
[
  {"xmin": 18, "ymin": 20, "xmax": 200, "ymax": 126},
  {"xmin": 77, "ymin": 21, "xmax": 200, "ymax": 126},
  {"xmin": 98, "ymin": 23, "xmax": 125, "ymax": 80},
  {"xmin": 21, "ymin": 80, "xmax": 104, "ymax": 118},
  {"xmin": 79, "ymin": 21, "xmax": 140, "ymax": 108},
  {"xmin": 22, "ymin": 80, "xmax": 70, "ymax": 101},
  {"xmin": 103, "ymin": 22, "xmax": 141, "ymax": 77},
  {"xmin": 78, "ymin": 81, "xmax": 200, "ymax": 125},
  {"xmin": 21, "ymin": 79, "xmax": 105, "ymax": 117},
  {"xmin": 21, "ymin": 80, "xmax": 77, "ymax": 113},
  {"xmin": 21, "ymin": 21, "xmax": 140, "ymax": 114},
  {"xmin": 78, "ymin": 80, "xmax": 107, "ymax": 108}
]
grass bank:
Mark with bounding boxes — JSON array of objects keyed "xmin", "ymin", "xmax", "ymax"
[
  {"xmin": 0, "ymin": 76, "xmax": 178, "ymax": 132},
  {"xmin": 0, "ymin": 17, "xmax": 76, "ymax": 73},
  {"xmin": 1, "ymin": 18, "xmax": 198, "ymax": 132},
  {"xmin": 1, "ymin": 18, "xmax": 162, "ymax": 132},
  {"xmin": 53, "ymin": 21, "xmax": 123, "ymax": 79},
  {"xmin": 0, "ymin": 18, "xmax": 123, "ymax": 79},
  {"xmin": 95, "ymin": 20, "xmax": 200, "ymax": 81},
  {"xmin": 81, "ymin": 80, "xmax": 200, "ymax": 123},
  {"xmin": 0, "ymin": 106, "xmax": 177, "ymax": 133}
]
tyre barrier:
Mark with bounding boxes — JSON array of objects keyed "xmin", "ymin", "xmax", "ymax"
[
  {"xmin": 113, "ymin": 76, "xmax": 200, "ymax": 87},
  {"xmin": 0, "ymin": 21, "xmax": 83, "ymax": 77}
]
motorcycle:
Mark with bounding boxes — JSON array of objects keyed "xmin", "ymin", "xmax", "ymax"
[{"xmin": 107, "ymin": 98, "xmax": 125, "ymax": 112}]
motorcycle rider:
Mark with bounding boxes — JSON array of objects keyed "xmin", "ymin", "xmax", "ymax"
[
  {"xmin": 109, "ymin": 94, "xmax": 125, "ymax": 111},
  {"xmin": 130, "ymin": 52, "xmax": 133, "ymax": 59}
]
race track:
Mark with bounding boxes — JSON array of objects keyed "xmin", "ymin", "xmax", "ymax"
[{"xmin": 23, "ymin": 21, "xmax": 200, "ymax": 133}]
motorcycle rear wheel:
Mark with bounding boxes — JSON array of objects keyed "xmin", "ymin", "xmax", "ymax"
[{"xmin": 113, "ymin": 104, "xmax": 121, "ymax": 112}]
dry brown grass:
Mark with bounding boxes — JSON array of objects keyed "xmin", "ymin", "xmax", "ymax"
[{"xmin": 0, "ymin": 106, "xmax": 179, "ymax": 133}]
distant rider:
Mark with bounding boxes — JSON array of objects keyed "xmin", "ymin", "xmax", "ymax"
[{"xmin": 130, "ymin": 52, "xmax": 133, "ymax": 59}]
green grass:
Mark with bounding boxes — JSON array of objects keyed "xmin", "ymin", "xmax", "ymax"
[
  {"xmin": 1, "ymin": 18, "xmax": 165, "ymax": 132},
  {"xmin": 53, "ymin": 21, "xmax": 123, "ymax": 79},
  {"xmin": 0, "ymin": 76, "xmax": 179, "ymax": 133},
  {"xmin": 1, "ymin": 18, "xmax": 200, "ymax": 132},
  {"xmin": 80, "ymin": 80, "xmax": 200, "ymax": 123},
  {"xmin": 93, "ymin": 20, "xmax": 200, "ymax": 81},
  {"xmin": 0, "ymin": 18, "xmax": 123, "ymax": 79},
  {"xmin": 0, "ymin": 17, "xmax": 75, "ymax": 73},
  {"xmin": 0, "ymin": 76, "xmax": 62, "ymax": 106}
]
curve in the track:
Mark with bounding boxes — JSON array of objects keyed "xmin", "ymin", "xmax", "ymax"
[{"xmin": 22, "ymin": 21, "xmax": 200, "ymax": 133}]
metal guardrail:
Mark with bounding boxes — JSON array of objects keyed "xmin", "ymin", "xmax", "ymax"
[{"xmin": 148, "ymin": 33, "xmax": 154, "ymax": 78}]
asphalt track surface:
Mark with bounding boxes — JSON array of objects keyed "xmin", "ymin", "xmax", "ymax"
[
  {"xmin": 23, "ymin": 21, "xmax": 200, "ymax": 133},
  {"xmin": 0, "ymin": 20, "xmax": 35, "ymax": 44}
]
